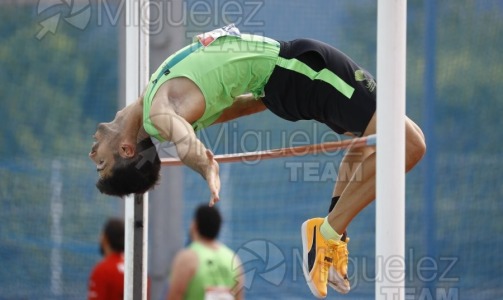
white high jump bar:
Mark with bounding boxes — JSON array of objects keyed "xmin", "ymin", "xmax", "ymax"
[
  {"xmin": 124, "ymin": 0, "xmax": 150, "ymax": 299},
  {"xmin": 161, "ymin": 135, "xmax": 377, "ymax": 166},
  {"xmin": 376, "ymin": 1, "xmax": 407, "ymax": 299}
]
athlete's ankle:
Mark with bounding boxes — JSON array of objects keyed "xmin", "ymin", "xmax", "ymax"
[{"xmin": 320, "ymin": 217, "xmax": 342, "ymax": 241}]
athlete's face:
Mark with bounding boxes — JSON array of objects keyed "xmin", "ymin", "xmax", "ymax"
[{"xmin": 89, "ymin": 122, "xmax": 119, "ymax": 179}]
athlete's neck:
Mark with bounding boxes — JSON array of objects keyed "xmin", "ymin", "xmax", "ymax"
[
  {"xmin": 194, "ymin": 236, "xmax": 220, "ymax": 250},
  {"xmin": 116, "ymin": 98, "xmax": 149, "ymax": 144}
]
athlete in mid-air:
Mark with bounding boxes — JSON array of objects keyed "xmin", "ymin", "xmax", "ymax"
[{"xmin": 89, "ymin": 25, "xmax": 426, "ymax": 298}]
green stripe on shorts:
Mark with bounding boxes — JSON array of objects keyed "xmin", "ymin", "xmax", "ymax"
[{"xmin": 276, "ymin": 57, "xmax": 355, "ymax": 99}]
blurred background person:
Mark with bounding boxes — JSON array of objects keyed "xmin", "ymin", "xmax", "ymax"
[
  {"xmin": 166, "ymin": 204, "xmax": 244, "ymax": 300},
  {"xmin": 88, "ymin": 218, "xmax": 125, "ymax": 300}
]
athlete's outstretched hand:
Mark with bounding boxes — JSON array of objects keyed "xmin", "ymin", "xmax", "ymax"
[{"xmin": 205, "ymin": 149, "xmax": 221, "ymax": 207}]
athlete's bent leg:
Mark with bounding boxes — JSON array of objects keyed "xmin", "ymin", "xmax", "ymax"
[
  {"xmin": 328, "ymin": 113, "xmax": 425, "ymax": 234},
  {"xmin": 325, "ymin": 113, "xmax": 425, "ymax": 293},
  {"xmin": 330, "ymin": 144, "xmax": 375, "ymax": 210}
]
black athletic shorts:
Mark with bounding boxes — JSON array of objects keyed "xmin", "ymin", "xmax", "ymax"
[{"xmin": 263, "ymin": 39, "xmax": 376, "ymax": 137}]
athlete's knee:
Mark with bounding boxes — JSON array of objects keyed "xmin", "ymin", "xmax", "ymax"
[
  {"xmin": 411, "ymin": 120, "xmax": 425, "ymax": 141},
  {"xmin": 405, "ymin": 125, "xmax": 426, "ymax": 169}
]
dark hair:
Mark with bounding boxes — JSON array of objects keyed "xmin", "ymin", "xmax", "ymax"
[
  {"xmin": 194, "ymin": 204, "xmax": 222, "ymax": 240},
  {"xmin": 96, "ymin": 138, "xmax": 161, "ymax": 197},
  {"xmin": 103, "ymin": 218, "xmax": 125, "ymax": 253}
]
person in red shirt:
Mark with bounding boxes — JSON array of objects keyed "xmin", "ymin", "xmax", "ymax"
[{"xmin": 88, "ymin": 218, "xmax": 125, "ymax": 300}]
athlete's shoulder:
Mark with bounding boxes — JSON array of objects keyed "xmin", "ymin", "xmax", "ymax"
[
  {"xmin": 172, "ymin": 247, "xmax": 199, "ymax": 276},
  {"xmin": 175, "ymin": 247, "xmax": 199, "ymax": 264}
]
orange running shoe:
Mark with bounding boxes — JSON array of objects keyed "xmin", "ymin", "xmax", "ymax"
[
  {"xmin": 301, "ymin": 218, "xmax": 337, "ymax": 299},
  {"xmin": 327, "ymin": 237, "xmax": 350, "ymax": 294}
]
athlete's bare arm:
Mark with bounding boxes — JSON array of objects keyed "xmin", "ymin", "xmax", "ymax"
[
  {"xmin": 213, "ymin": 93, "xmax": 267, "ymax": 124},
  {"xmin": 150, "ymin": 78, "xmax": 220, "ymax": 205},
  {"xmin": 232, "ymin": 256, "xmax": 245, "ymax": 300},
  {"xmin": 166, "ymin": 249, "xmax": 198, "ymax": 300}
]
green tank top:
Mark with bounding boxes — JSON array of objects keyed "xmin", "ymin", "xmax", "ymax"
[
  {"xmin": 184, "ymin": 241, "xmax": 238, "ymax": 300},
  {"xmin": 143, "ymin": 33, "xmax": 280, "ymax": 141}
]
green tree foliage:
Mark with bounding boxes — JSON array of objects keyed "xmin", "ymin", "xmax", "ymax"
[
  {"xmin": 0, "ymin": 7, "xmax": 118, "ymax": 161},
  {"xmin": 435, "ymin": 2, "xmax": 503, "ymax": 153},
  {"xmin": 0, "ymin": 7, "xmax": 121, "ymax": 298}
]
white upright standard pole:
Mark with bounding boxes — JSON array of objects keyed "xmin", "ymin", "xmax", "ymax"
[
  {"xmin": 124, "ymin": 0, "xmax": 150, "ymax": 300},
  {"xmin": 376, "ymin": 1, "xmax": 407, "ymax": 299}
]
